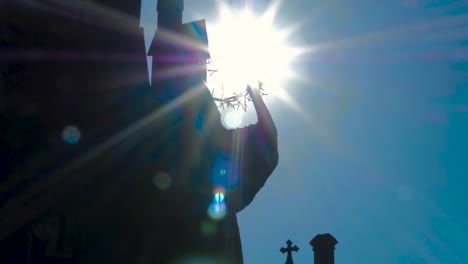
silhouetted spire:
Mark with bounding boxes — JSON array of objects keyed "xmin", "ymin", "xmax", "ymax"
[{"xmin": 310, "ymin": 233, "xmax": 338, "ymax": 264}]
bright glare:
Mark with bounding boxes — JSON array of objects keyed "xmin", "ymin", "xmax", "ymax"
[
  {"xmin": 206, "ymin": 2, "xmax": 300, "ymax": 98},
  {"xmin": 223, "ymin": 110, "xmax": 243, "ymax": 128}
]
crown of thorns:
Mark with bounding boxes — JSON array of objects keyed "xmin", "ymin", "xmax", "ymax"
[{"xmin": 204, "ymin": 58, "xmax": 267, "ymax": 111}]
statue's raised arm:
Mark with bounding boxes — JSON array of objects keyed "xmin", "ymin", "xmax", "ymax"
[
  {"xmin": 245, "ymin": 84, "xmax": 279, "ymax": 178},
  {"xmin": 218, "ymin": 86, "xmax": 279, "ymax": 213}
]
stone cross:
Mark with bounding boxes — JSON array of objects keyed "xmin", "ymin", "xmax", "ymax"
[{"xmin": 280, "ymin": 239, "xmax": 299, "ymax": 264}]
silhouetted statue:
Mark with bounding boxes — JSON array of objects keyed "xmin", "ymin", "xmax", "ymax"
[
  {"xmin": 280, "ymin": 239, "xmax": 300, "ymax": 264},
  {"xmin": 72, "ymin": 85, "xmax": 277, "ymax": 264},
  {"xmin": 0, "ymin": 0, "xmax": 278, "ymax": 263}
]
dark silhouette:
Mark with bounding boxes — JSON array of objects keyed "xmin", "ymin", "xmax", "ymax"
[
  {"xmin": 280, "ymin": 239, "xmax": 299, "ymax": 264},
  {"xmin": 310, "ymin": 233, "xmax": 338, "ymax": 264},
  {"xmin": 0, "ymin": 0, "xmax": 278, "ymax": 263}
]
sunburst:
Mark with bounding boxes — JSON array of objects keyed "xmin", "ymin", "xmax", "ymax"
[{"xmin": 205, "ymin": 0, "xmax": 304, "ymax": 113}]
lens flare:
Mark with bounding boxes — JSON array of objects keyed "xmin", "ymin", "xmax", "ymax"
[
  {"xmin": 208, "ymin": 187, "xmax": 227, "ymax": 220},
  {"xmin": 213, "ymin": 185, "xmax": 226, "ymax": 195},
  {"xmin": 207, "ymin": 201, "xmax": 227, "ymax": 220},
  {"xmin": 219, "ymin": 168, "xmax": 227, "ymax": 176},
  {"xmin": 200, "ymin": 220, "xmax": 218, "ymax": 237},
  {"xmin": 153, "ymin": 171, "xmax": 172, "ymax": 190},
  {"xmin": 214, "ymin": 192, "xmax": 225, "ymax": 204},
  {"xmin": 62, "ymin": 125, "xmax": 81, "ymax": 144},
  {"xmin": 211, "ymin": 154, "xmax": 240, "ymax": 189}
]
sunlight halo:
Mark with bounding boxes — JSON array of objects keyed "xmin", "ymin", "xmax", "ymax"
[{"xmin": 205, "ymin": 1, "xmax": 303, "ymax": 101}]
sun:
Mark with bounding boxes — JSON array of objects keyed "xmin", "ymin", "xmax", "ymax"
[{"xmin": 206, "ymin": 1, "xmax": 301, "ymax": 105}]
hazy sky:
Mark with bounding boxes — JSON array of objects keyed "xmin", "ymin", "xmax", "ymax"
[{"xmin": 140, "ymin": 0, "xmax": 467, "ymax": 263}]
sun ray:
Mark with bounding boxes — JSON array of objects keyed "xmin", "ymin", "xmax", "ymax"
[
  {"xmin": 206, "ymin": 0, "xmax": 307, "ymax": 109},
  {"xmin": 15, "ymin": 0, "xmax": 142, "ymax": 35},
  {"xmin": 0, "ymin": 81, "xmax": 209, "ymax": 224},
  {"xmin": 152, "ymin": 63, "xmax": 206, "ymax": 81},
  {"xmin": 273, "ymin": 87, "xmax": 349, "ymax": 154},
  {"xmin": 153, "ymin": 27, "xmax": 211, "ymax": 55},
  {"xmin": 312, "ymin": 14, "xmax": 468, "ymax": 53}
]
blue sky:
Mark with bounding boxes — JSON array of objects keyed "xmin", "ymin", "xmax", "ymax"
[{"xmin": 140, "ymin": 0, "xmax": 467, "ymax": 263}]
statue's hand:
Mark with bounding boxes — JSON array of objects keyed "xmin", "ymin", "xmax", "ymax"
[
  {"xmin": 246, "ymin": 85, "xmax": 258, "ymax": 99},
  {"xmin": 246, "ymin": 84, "xmax": 276, "ymax": 135}
]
